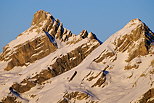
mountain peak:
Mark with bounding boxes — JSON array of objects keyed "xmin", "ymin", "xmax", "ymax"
[
  {"xmin": 123, "ymin": 18, "xmax": 143, "ymax": 29},
  {"xmin": 112, "ymin": 18, "xmax": 154, "ymax": 62},
  {"xmin": 130, "ymin": 18, "xmax": 142, "ymax": 23},
  {"xmin": 31, "ymin": 10, "xmax": 55, "ymax": 27}
]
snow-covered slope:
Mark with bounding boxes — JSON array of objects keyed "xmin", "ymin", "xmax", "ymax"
[{"xmin": 0, "ymin": 10, "xmax": 154, "ymax": 103}]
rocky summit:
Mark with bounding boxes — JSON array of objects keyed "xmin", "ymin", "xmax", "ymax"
[{"xmin": 0, "ymin": 10, "xmax": 154, "ymax": 103}]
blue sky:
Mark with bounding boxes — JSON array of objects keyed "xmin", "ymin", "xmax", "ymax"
[{"xmin": 0, "ymin": 0, "xmax": 154, "ymax": 52}]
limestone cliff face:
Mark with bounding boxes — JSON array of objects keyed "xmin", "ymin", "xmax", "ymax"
[
  {"xmin": 31, "ymin": 10, "xmax": 73, "ymax": 41},
  {"xmin": 51, "ymin": 39, "xmax": 100, "ymax": 75},
  {"xmin": 0, "ymin": 10, "xmax": 60, "ymax": 70},
  {"xmin": 114, "ymin": 19, "xmax": 154, "ymax": 62},
  {"xmin": 2, "ymin": 34, "xmax": 57, "ymax": 71},
  {"xmin": 136, "ymin": 88, "xmax": 154, "ymax": 103}
]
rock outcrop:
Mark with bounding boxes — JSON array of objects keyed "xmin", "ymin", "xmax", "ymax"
[
  {"xmin": 134, "ymin": 88, "xmax": 154, "ymax": 103},
  {"xmin": 114, "ymin": 19, "xmax": 154, "ymax": 62},
  {"xmin": 58, "ymin": 91, "xmax": 97, "ymax": 103},
  {"xmin": 2, "ymin": 34, "xmax": 57, "ymax": 71},
  {"xmin": 51, "ymin": 39, "xmax": 100, "ymax": 75}
]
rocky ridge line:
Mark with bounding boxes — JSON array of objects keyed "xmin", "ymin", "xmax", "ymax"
[{"xmin": 0, "ymin": 10, "xmax": 100, "ymax": 71}]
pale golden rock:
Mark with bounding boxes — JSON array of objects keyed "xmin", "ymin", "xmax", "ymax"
[{"xmin": 4, "ymin": 35, "xmax": 57, "ymax": 71}]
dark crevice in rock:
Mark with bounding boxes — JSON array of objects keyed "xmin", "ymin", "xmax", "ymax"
[
  {"xmin": 1, "ymin": 96, "xmax": 21, "ymax": 103},
  {"xmin": 137, "ymin": 88, "xmax": 154, "ymax": 103}
]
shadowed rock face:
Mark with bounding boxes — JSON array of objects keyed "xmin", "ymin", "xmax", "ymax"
[
  {"xmin": 58, "ymin": 91, "xmax": 89, "ymax": 103},
  {"xmin": 136, "ymin": 88, "xmax": 154, "ymax": 103},
  {"xmin": 12, "ymin": 69, "xmax": 52, "ymax": 93},
  {"xmin": 151, "ymin": 60, "xmax": 154, "ymax": 67},
  {"xmin": 1, "ymin": 96, "xmax": 21, "ymax": 103},
  {"xmin": 58, "ymin": 91, "xmax": 98, "ymax": 103}
]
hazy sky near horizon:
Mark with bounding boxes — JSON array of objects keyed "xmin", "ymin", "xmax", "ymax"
[{"xmin": 0, "ymin": 0, "xmax": 154, "ymax": 52}]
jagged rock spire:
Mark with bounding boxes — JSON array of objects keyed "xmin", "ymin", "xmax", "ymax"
[
  {"xmin": 79, "ymin": 30, "xmax": 88, "ymax": 39},
  {"xmin": 32, "ymin": 10, "xmax": 54, "ymax": 26}
]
